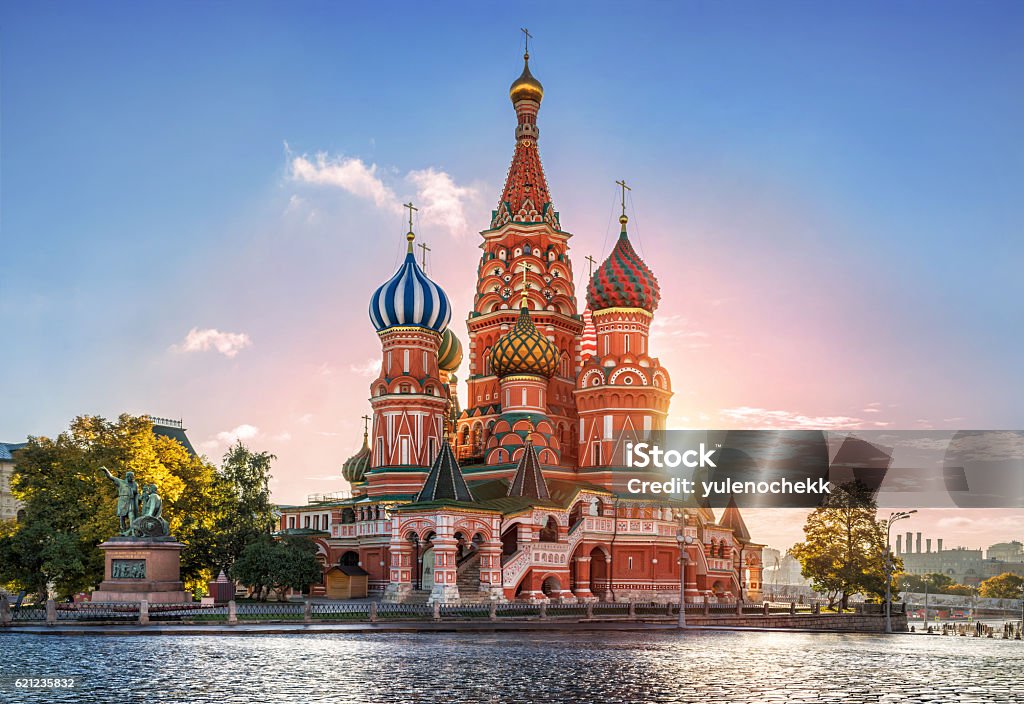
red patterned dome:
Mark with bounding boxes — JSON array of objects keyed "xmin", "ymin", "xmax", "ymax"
[{"xmin": 586, "ymin": 216, "xmax": 660, "ymax": 312}]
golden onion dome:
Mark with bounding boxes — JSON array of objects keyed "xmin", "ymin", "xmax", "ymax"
[
  {"xmin": 437, "ymin": 328, "xmax": 463, "ymax": 373},
  {"xmin": 509, "ymin": 54, "xmax": 544, "ymax": 104},
  {"xmin": 489, "ymin": 306, "xmax": 558, "ymax": 378}
]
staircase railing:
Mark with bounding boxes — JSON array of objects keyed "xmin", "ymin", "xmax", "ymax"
[
  {"xmin": 456, "ymin": 551, "xmax": 480, "ymax": 578},
  {"xmin": 501, "ymin": 547, "xmax": 531, "ymax": 588}
]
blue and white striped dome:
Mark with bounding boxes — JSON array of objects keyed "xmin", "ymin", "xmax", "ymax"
[{"xmin": 369, "ymin": 251, "xmax": 451, "ymax": 333}]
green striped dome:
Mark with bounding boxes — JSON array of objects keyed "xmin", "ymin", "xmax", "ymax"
[
  {"xmin": 438, "ymin": 328, "xmax": 463, "ymax": 373},
  {"xmin": 342, "ymin": 434, "xmax": 371, "ymax": 484}
]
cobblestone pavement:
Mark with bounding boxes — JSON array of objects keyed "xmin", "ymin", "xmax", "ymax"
[{"xmin": 2, "ymin": 629, "xmax": 1022, "ymax": 703}]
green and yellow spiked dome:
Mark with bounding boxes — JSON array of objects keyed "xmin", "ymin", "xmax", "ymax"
[{"xmin": 489, "ymin": 306, "xmax": 558, "ymax": 378}]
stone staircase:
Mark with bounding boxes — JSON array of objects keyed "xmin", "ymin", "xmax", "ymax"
[
  {"xmin": 454, "ymin": 552, "xmax": 495, "ymax": 603},
  {"xmin": 402, "ymin": 590, "xmax": 431, "ymax": 604},
  {"xmin": 457, "ymin": 552, "xmax": 481, "ymax": 594}
]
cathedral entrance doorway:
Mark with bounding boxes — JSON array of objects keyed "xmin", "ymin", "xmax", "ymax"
[
  {"xmin": 541, "ymin": 575, "xmax": 561, "ymax": 598},
  {"xmin": 421, "ymin": 547, "xmax": 436, "ymax": 590},
  {"xmin": 590, "ymin": 546, "xmax": 609, "ymax": 600}
]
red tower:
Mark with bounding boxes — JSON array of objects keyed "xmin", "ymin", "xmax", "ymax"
[
  {"xmin": 575, "ymin": 208, "xmax": 672, "ymax": 476},
  {"xmin": 456, "ymin": 51, "xmax": 583, "ymax": 466},
  {"xmin": 366, "ymin": 223, "xmax": 454, "ymax": 496}
]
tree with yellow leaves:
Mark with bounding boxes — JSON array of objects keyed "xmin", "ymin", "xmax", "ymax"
[{"xmin": 0, "ymin": 414, "xmax": 220, "ymax": 599}]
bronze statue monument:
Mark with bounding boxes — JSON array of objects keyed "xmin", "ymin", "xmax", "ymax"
[
  {"xmin": 93, "ymin": 465, "xmax": 187, "ymax": 603},
  {"xmin": 99, "ymin": 467, "xmax": 170, "ymax": 538},
  {"xmin": 101, "ymin": 466, "xmax": 139, "ymax": 535}
]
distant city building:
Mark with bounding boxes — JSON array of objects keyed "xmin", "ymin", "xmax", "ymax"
[
  {"xmin": 895, "ymin": 531, "xmax": 1024, "ymax": 586},
  {"xmin": 761, "ymin": 547, "xmax": 810, "ymax": 588},
  {"xmin": 146, "ymin": 416, "xmax": 198, "ymax": 457},
  {"xmin": 986, "ymin": 541, "xmax": 1024, "ymax": 562},
  {"xmin": 0, "ymin": 442, "xmax": 28, "ymax": 522}
]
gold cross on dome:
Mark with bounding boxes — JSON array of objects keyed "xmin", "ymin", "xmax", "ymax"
[
  {"xmin": 361, "ymin": 414, "xmax": 371, "ymax": 436},
  {"xmin": 585, "ymin": 254, "xmax": 597, "ymax": 279},
  {"xmin": 418, "ymin": 242, "xmax": 431, "ymax": 268},
  {"xmin": 519, "ymin": 262, "xmax": 532, "ymax": 307},
  {"xmin": 615, "ymin": 179, "xmax": 631, "ymax": 218},
  {"xmin": 521, "ymin": 28, "xmax": 532, "ymax": 57},
  {"xmin": 403, "ymin": 202, "xmax": 418, "ymax": 252},
  {"xmin": 403, "ymin": 202, "xmax": 418, "ymax": 233}
]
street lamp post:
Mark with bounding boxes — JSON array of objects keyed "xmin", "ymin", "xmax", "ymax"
[
  {"xmin": 1018, "ymin": 583, "xmax": 1023, "ymax": 636},
  {"xmin": 885, "ymin": 510, "xmax": 917, "ymax": 634},
  {"xmin": 737, "ymin": 544, "xmax": 745, "ymax": 605},
  {"xmin": 677, "ymin": 532, "xmax": 694, "ymax": 629}
]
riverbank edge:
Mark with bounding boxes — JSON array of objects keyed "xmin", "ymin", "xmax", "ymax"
[{"xmin": 2, "ymin": 613, "xmax": 907, "ymax": 637}]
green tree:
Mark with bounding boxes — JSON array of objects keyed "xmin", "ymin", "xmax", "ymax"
[
  {"xmin": 230, "ymin": 536, "xmax": 321, "ymax": 601},
  {"xmin": 213, "ymin": 442, "xmax": 277, "ymax": 573},
  {"xmin": 899, "ymin": 572, "xmax": 957, "ymax": 595},
  {"xmin": 0, "ymin": 415, "xmax": 220, "ymax": 599},
  {"xmin": 269, "ymin": 536, "xmax": 322, "ymax": 600},
  {"xmin": 229, "ymin": 536, "xmax": 275, "ymax": 601},
  {"xmin": 790, "ymin": 481, "xmax": 897, "ymax": 610},
  {"xmin": 978, "ymin": 572, "xmax": 1024, "ymax": 599}
]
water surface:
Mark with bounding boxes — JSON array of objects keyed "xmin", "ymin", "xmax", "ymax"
[{"xmin": 2, "ymin": 630, "xmax": 1021, "ymax": 703}]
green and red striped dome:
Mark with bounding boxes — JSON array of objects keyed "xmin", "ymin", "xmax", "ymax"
[{"xmin": 586, "ymin": 218, "xmax": 660, "ymax": 312}]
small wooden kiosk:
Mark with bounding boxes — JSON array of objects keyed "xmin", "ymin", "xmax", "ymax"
[{"xmin": 325, "ymin": 565, "xmax": 369, "ymax": 599}]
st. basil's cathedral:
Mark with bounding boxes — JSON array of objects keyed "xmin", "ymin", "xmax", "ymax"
[{"xmin": 278, "ymin": 47, "xmax": 764, "ymax": 604}]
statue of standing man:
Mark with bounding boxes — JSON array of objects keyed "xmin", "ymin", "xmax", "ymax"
[{"xmin": 100, "ymin": 466, "xmax": 139, "ymax": 536}]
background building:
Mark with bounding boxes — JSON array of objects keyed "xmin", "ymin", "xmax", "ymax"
[
  {"xmin": 896, "ymin": 531, "xmax": 1024, "ymax": 586},
  {"xmin": 0, "ymin": 442, "xmax": 27, "ymax": 522}
]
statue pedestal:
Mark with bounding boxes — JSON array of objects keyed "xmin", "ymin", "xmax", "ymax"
[{"xmin": 91, "ymin": 537, "xmax": 190, "ymax": 604}]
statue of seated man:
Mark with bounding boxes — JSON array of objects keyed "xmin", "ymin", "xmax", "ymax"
[{"xmin": 142, "ymin": 484, "xmax": 163, "ymax": 519}]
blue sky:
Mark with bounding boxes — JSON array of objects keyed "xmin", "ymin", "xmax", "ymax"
[{"xmin": 1, "ymin": 1, "xmax": 1022, "ymax": 548}]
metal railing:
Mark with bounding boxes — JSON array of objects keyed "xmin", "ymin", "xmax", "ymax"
[
  {"xmin": 0, "ymin": 597, "xmax": 909, "ymax": 626},
  {"xmin": 58, "ymin": 602, "xmax": 139, "ymax": 621}
]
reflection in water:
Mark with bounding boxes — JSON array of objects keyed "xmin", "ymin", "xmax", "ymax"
[{"xmin": 2, "ymin": 630, "xmax": 1022, "ymax": 703}]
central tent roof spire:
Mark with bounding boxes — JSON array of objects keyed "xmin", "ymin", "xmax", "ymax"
[{"xmin": 492, "ymin": 32, "xmax": 559, "ymax": 231}]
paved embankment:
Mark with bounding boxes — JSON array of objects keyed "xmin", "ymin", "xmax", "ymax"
[{"xmin": 2, "ymin": 612, "xmax": 906, "ymax": 636}]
